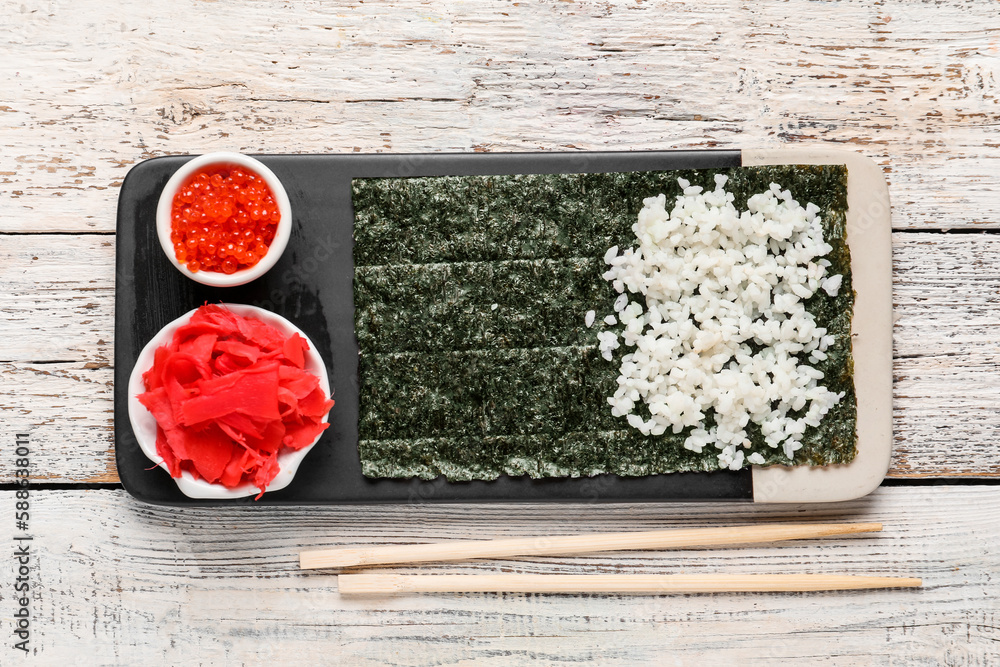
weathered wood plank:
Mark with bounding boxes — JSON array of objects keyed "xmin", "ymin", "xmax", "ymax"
[
  {"xmin": 4, "ymin": 0, "xmax": 997, "ymax": 659},
  {"xmin": 2, "ymin": 0, "xmax": 998, "ymax": 233},
  {"xmin": 0, "ymin": 234, "xmax": 114, "ymax": 363},
  {"xmin": 892, "ymin": 232, "xmax": 1000, "ymax": 477},
  {"xmin": 4, "ymin": 232, "xmax": 1000, "ymax": 481},
  {"xmin": 1, "ymin": 365, "xmax": 115, "ymax": 483},
  {"xmin": 0, "ymin": 487, "xmax": 996, "ymax": 664}
]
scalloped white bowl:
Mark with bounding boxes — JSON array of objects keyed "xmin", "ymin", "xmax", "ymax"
[
  {"xmin": 128, "ymin": 304, "xmax": 331, "ymax": 499},
  {"xmin": 156, "ymin": 152, "xmax": 292, "ymax": 287}
]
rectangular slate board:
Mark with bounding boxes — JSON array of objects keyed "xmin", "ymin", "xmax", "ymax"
[{"xmin": 115, "ymin": 151, "xmax": 757, "ymax": 506}]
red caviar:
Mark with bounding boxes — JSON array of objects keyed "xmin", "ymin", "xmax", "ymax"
[{"xmin": 170, "ymin": 165, "xmax": 280, "ymax": 274}]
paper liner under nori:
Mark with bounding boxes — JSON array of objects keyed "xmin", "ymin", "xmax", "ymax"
[{"xmin": 352, "ymin": 165, "xmax": 856, "ymax": 480}]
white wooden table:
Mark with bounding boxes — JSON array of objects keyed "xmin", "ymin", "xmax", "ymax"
[{"xmin": 3, "ymin": 1, "xmax": 999, "ymax": 663}]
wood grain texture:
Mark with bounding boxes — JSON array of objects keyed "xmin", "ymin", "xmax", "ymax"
[
  {"xmin": 0, "ymin": 487, "xmax": 996, "ymax": 664},
  {"xmin": 0, "ymin": 363, "xmax": 115, "ymax": 482},
  {"xmin": 4, "ymin": 232, "xmax": 1000, "ymax": 482},
  {"xmin": 3, "ymin": 0, "xmax": 998, "ymax": 661},
  {"xmin": 2, "ymin": 0, "xmax": 998, "ymax": 233},
  {"xmin": 0, "ymin": 234, "xmax": 114, "ymax": 363},
  {"xmin": 892, "ymin": 233, "xmax": 1000, "ymax": 477}
]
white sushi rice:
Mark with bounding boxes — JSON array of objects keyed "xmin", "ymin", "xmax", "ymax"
[{"xmin": 599, "ymin": 175, "xmax": 845, "ymax": 470}]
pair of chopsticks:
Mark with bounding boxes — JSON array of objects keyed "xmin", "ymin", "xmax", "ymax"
[{"xmin": 299, "ymin": 522, "xmax": 922, "ymax": 596}]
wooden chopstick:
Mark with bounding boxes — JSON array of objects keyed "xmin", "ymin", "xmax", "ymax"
[
  {"xmin": 300, "ymin": 522, "xmax": 882, "ymax": 570},
  {"xmin": 338, "ymin": 573, "xmax": 922, "ymax": 596}
]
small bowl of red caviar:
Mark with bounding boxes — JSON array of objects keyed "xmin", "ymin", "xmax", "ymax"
[{"xmin": 156, "ymin": 152, "xmax": 292, "ymax": 287}]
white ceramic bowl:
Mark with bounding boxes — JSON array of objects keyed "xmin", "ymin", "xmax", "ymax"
[
  {"xmin": 128, "ymin": 304, "xmax": 331, "ymax": 499},
  {"xmin": 156, "ymin": 152, "xmax": 292, "ymax": 287}
]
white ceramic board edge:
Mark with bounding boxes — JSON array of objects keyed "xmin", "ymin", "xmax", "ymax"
[{"xmin": 742, "ymin": 147, "xmax": 893, "ymax": 503}]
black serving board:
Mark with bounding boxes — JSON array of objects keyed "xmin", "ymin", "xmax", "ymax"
[{"xmin": 114, "ymin": 151, "xmax": 753, "ymax": 506}]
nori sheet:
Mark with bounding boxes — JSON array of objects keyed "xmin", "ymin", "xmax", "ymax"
[{"xmin": 352, "ymin": 166, "xmax": 856, "ymax": 480}]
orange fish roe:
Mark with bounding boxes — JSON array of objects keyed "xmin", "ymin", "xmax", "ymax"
[{"xmin": 170, "ymin": 165, "xmax": 280, "ymax": 274}]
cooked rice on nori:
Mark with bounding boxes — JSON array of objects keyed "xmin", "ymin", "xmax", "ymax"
[{"xmin": 352, "ymin": 166, "xmax": 856, "ymax": 481}]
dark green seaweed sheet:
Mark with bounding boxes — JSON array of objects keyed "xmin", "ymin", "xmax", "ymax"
[{"xmin": 353, "ymin": 166, "xmax": 856, "ymax": 480}]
